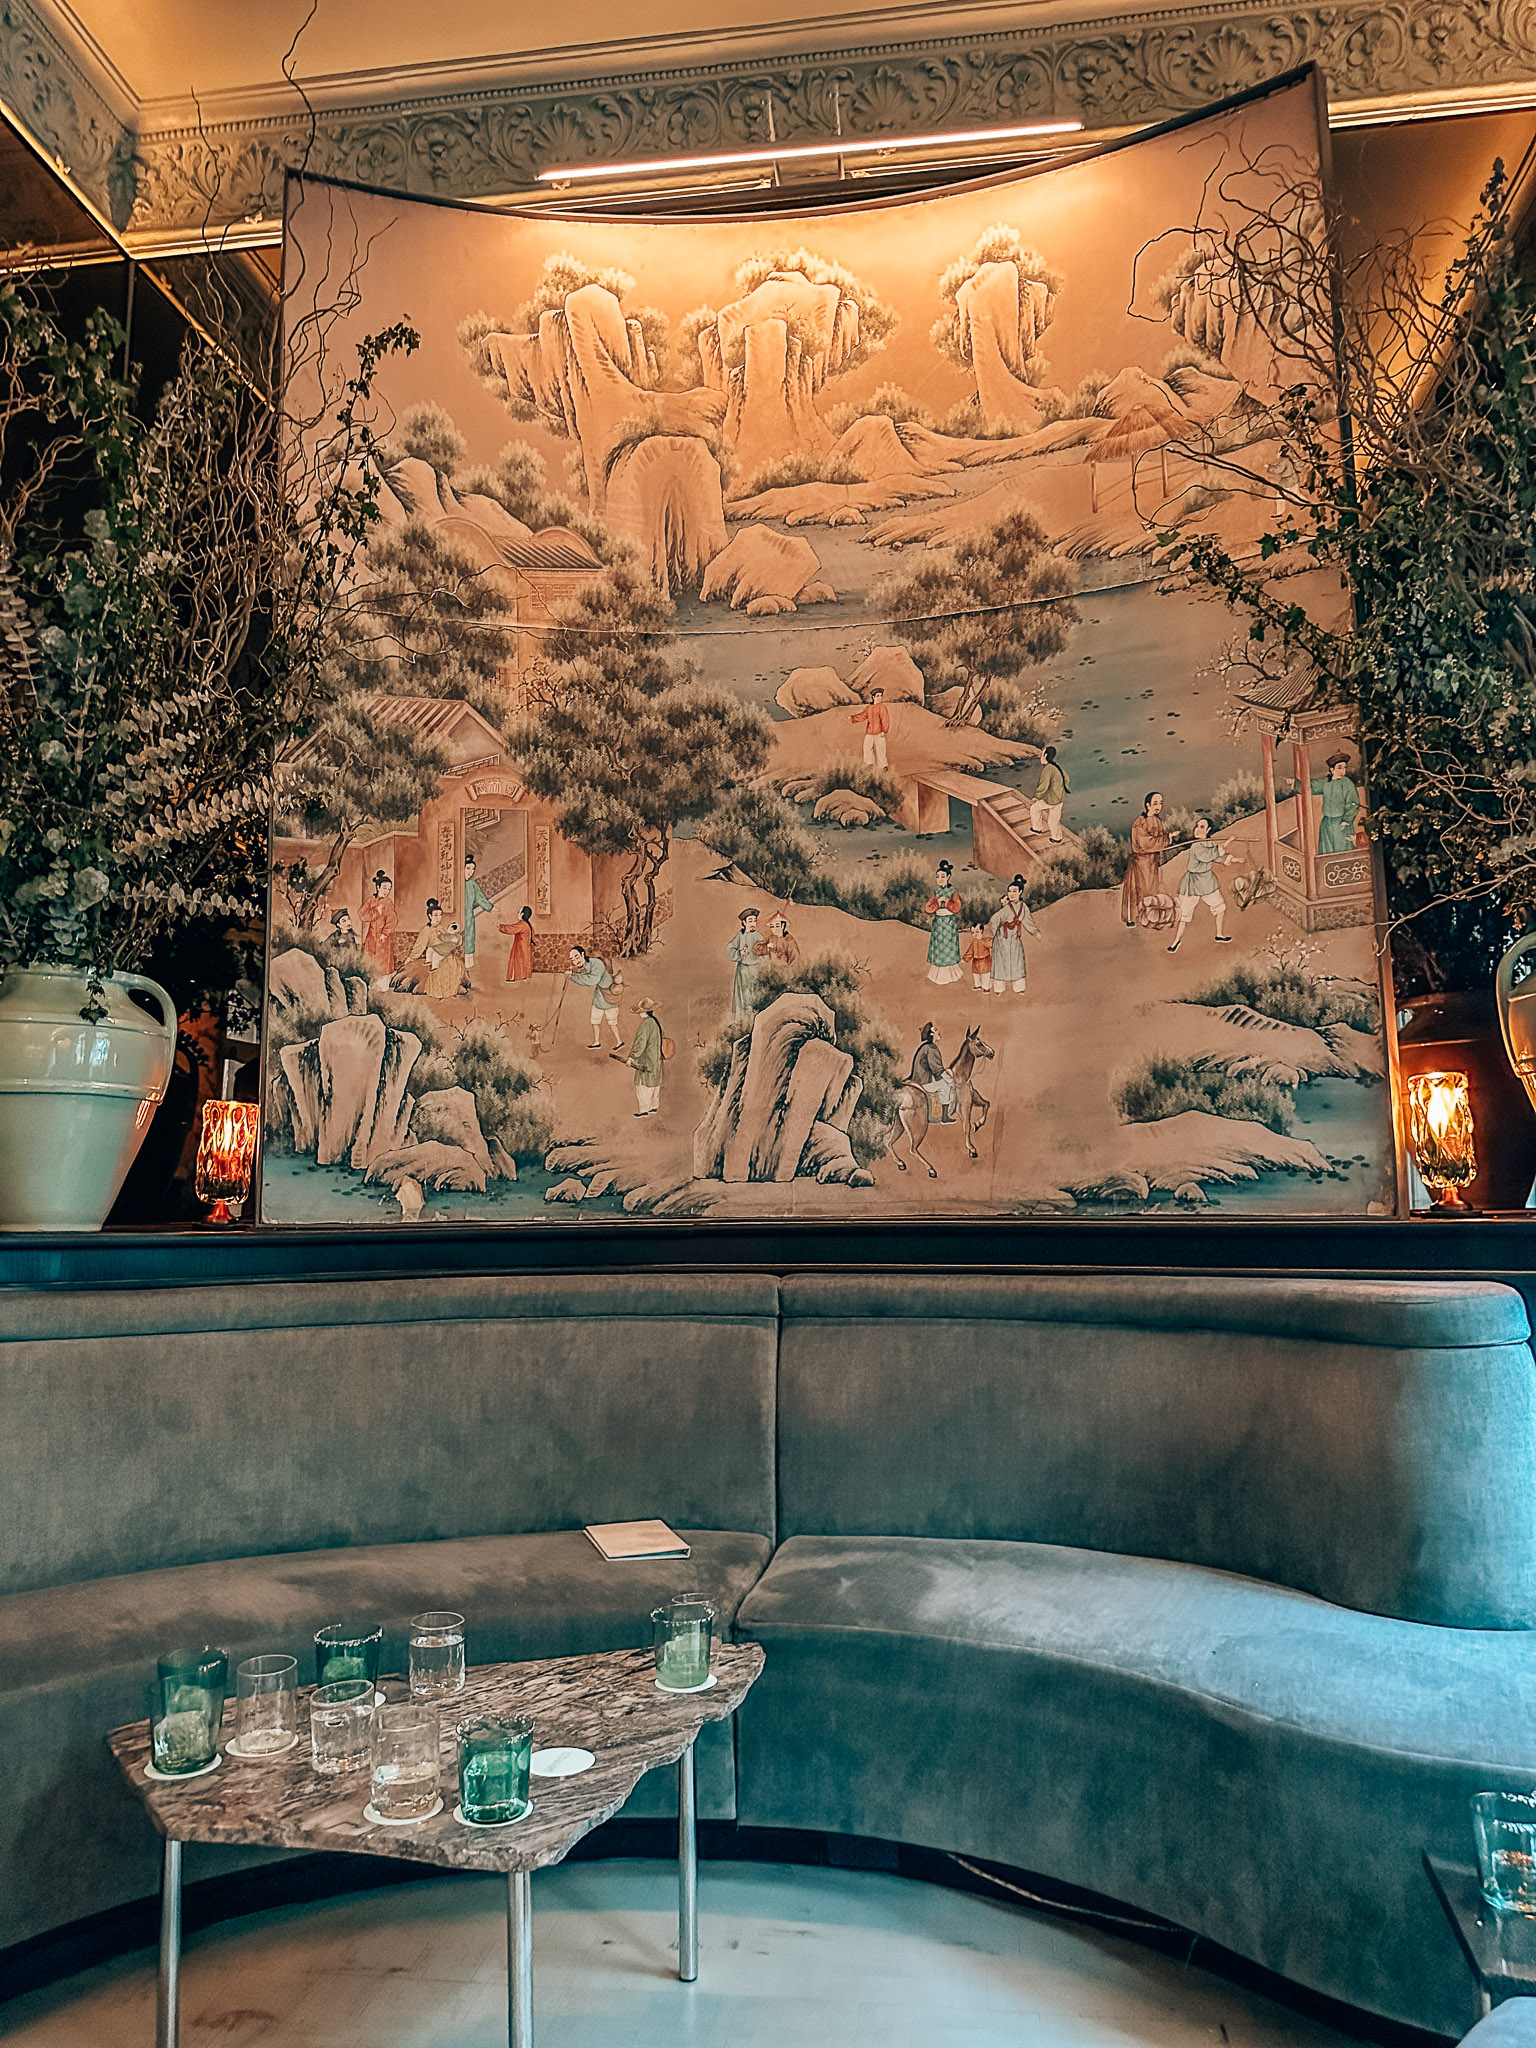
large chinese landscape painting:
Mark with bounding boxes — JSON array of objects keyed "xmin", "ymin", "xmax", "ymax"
[{"xmin": 262, "ymin": 72, "xmax": 1399, "ymax": 1224}]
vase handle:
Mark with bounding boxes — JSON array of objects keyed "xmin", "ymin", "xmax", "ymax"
[
  {"xmin": 1496, "ymin": 935, "xmax": 1536, "ymax": 1071},
  {"xmin": 116, "ymin": 972, "xmax": 178, "ymax": 1088}
]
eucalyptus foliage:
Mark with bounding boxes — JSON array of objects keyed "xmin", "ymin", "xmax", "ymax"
[
  {"xmin": 1156, "ymin": 165, "xmax": 1536, "ymax": 989},
  {"xmin": 0, "ymin": 266, "xmax": 418, "ymax": 1008}
]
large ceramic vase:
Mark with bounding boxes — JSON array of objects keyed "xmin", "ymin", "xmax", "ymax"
[
  {"xmin": 1498, "ymin": 935, "xmax": 1536, "ymax": 1116},
  {"xmin": 0, "ymin": 965, "xmax": 177, "ymax": 1229}
]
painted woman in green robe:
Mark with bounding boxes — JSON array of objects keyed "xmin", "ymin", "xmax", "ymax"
[
  {"xmin": 727, "ymin": 907, "xmax": 767, "ymax": 1016},
  {"xmin": 1315, "ymin": 753, "xmax": 1361, "ymax": 854}
]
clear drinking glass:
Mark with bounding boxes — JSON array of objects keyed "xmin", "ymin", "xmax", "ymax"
[
  {"xmin": 152, "ymin": 1647, "xmax": 229, "ymax": 1773},
  {"xmin": 408, "ymin": 1612, "xmax": 466, "ymax": 1700},
  {"xmin": 310, "ymin": 1679, "xmax": 374, "ymax": 1776},
  {"xmin": 458, "ymin": 1713, "xmax": 534, "ymax": 1826},
  {"xmin": 1473, "ymin": 1790, "xmax": 1536, "ymax": 1913},
  {"xmin": 314, "ymin": 1623, "xmax": 383, "ymax": 1691},
  {"xmin": 651, "ymin": 1596, "xmax": 715, "ymax": 1692},
  {"xmin": 233, "ymin": 1654, "xmax": 299, "ymax": 1756},
  {"xmin": 371, "ymin": 1702, "xmax": 441, "ymax": 1820}
]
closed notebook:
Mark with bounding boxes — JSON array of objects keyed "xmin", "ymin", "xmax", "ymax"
[{"xmin": 583, "ymin": 1520, "xmax": 690, "ymax": 1560}]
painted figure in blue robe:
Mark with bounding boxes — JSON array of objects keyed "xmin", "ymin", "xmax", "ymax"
[
  {"xmin": 462, "ymin": 855, "xmax": 494, "ymax": 959},
  {"xmin": 727, "ymin": 907, "xmax": 767, "ymax": 1016},
  {"xmin": 1314, "ymin": 753, "xmax": 1361, "ymax": 853}
]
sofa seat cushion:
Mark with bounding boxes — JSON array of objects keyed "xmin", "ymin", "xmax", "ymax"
[
  {"xmin": 735, "ymin": 1535, "xmax": 1536, "ymax": 2035},
  {"xmin": 1, "ymin": 1528, "xmax": 768, "ymax": 1950},
  {"xmin": 738, "ymin": 1535, "xmax": 1536, "ymax": 1759}
]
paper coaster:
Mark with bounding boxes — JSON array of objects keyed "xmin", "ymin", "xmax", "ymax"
[
  {"xmin": 655, "ymin": 1673, "xmax": 717, "ymax": 1694},
  {"xmin": 531, "ymin": 1747, "xmax": 595, "ymax": 1778},
  {"xmin": 144, "ymin": 1753, "xmax": 222, "ymax": 1783},
  {"xmin": 454, "ymin": 1802, "xmax": 533, "ymax": 1829},
  {"xmin": 226, "ymin": 1732, "xmax": 299, "ymax": 1760},
  {"xmin": 363, "ymin": 1798, "xmax": 444, "ymax": 1827}
]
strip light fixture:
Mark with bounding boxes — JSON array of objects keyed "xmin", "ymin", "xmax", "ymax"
[{"xmin": 536, "ymin": 120, "xmax": 1084, "ymax": 184}]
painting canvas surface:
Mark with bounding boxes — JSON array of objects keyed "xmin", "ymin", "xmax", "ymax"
[{"xmin": 262, "ymin": 73, "xmax": 1399, "ymax": 1225}]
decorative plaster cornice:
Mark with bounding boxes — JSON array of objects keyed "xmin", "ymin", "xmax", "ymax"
[
  {"xmin": 1, "ymin": 0, "xmax": 137, "ymax": 226},
  {"xmin": 7, "ymin": 0, "xmax": 1536, "ymax": 240}
]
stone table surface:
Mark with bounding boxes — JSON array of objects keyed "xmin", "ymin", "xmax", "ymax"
[{"xmin": 108, "ymin": 1644, "xmax": 764, "ymax": 1875}]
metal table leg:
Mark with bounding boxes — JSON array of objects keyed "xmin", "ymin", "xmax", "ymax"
[
  {"xmin": 156, "ymin": 1837, "xmax": 182, "ymax": 2048},
  {"xmin": 507, "ymin": 1870, "xmax": 533, "ymax": 2048},
  {"xmin": 678, "ymin": 1738, "xmax": 698, "ymax": 1983}
]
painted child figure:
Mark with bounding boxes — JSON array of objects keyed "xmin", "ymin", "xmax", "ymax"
[
  {"xmin": 962, "ymin": 923, "xmax": 993, "ymax": 992},
  {"xmin": 500, "ymin": 905, "xmax": 534, "ymax": 982}
]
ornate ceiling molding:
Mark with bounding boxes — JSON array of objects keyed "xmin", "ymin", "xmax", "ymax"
[
  {"xmin": 6, "ymin": 0, "xmax": 1536, "ymax": 240},
  {"xmin": 1, "ymin": 0, "xmax": 137, "ymax": 226}
]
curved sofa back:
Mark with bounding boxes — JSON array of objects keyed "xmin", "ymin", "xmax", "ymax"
[
  {"xmin": 0, "ymin": 1273, "xmax": 779, "ymax": 1596},
  {"xmin": 777, "ymin": 1273, "xmax": 1536, "ymax": 1628}
]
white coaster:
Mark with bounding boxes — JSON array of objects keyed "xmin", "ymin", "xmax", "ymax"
[
  {"xmin": 454, "ymin": 1802, "xmax": 534, "ymax": 1828},
  {"xmin": 363, "ymin": 1797, "xmax": 444, "ymax": 1827},
  {"xmin": 531, "ymin": 1747, "xmax": 595, "ymax": 1777},
  {"xmin": 226, "ymin": 1732, "xmax": 299, "ymax": 1760},
  {"xmin": 144, "ymin": 1753, "xmax": 222, "ymax": 1783},
  {"xmin": 655, "ymin": 1673, "xmax": 717, "ymax": 1694}
]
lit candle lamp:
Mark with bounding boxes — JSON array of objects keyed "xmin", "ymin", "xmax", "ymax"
[
  {"xmin": 195, "ymin": 1099, "xmax": 260, "ymax": 1223},
  {"xmin": 1406, "ymin": 1070, "xmax": 1477, "ymax": 1210}
]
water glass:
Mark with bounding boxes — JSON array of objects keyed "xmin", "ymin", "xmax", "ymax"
[
  {"xmin": 152, "ymin": 1647, "xmax": 229, "ymax": 1774},
  {"xmin": 1474, "ymin": 1790, "xmax": 1536, "ymax": 1913},
  {"xmin": 234, "ymin": 1654, "xmax": 299, "ymax": 1756},
  {"xmin": 408, "ymin": 1612, "xmax": 466, "ymax": 1700},
  {"xmin": 371, "ymin": 1702, "xmax": 441, "ymax": 1820},
  {"xmin": 651, "ymin": 1596, "xmax": 715, "ymax": 1692},
  {"xmin": 458, "ymin": 1714, "xmax": 534, "ymax": 1826},
  {"xmin": 314, "ymin": 1623, "xmax": 383, "ymax": 1691},
  {"xmin": 310, "ymin": 1679, "xmax": 374, "ymax": 1776}
]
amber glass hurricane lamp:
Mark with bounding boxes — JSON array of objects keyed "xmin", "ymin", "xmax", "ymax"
[
  {"xmin": 195, "ymin": 1099, "xmax": 259, "ymax": 1222},
  {"xmin": 1406, "ymin": 1070, "xmax": 1477, "ymax": 1210}
]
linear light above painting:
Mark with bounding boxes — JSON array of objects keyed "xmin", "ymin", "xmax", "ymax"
[{"xmin": 534, "ymin": 122, "xmax": 1085, "ymax": 186}]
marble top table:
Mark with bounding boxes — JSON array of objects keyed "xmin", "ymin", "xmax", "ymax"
[{"xmin": 109, "ymin": 1642, "xmax": 764, "ymax": 2048}]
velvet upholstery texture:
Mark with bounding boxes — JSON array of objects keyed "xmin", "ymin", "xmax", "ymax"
[
  {"xmin": 735, "ymin": 1535, "xmax": 1536, "ymax": 2033},
  {"xmin": 776, "ymin": 1273, "xmax": 1536, "ymax": 1627},
  {"xmin": 0, "ymin": 1273, "xmax": 779, "ymax": 1595},
  {"xmin": 1, "ymin": 1530, "xmax": 767, "ymax": 1949},
  {"xmin": 6, "ymin": 1266, "xmax": 1536, "ymax": 2038}
]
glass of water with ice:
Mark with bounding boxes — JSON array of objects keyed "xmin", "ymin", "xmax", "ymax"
[{"xmin": 408, "ymin": 1611, "xmax": 466, "ymax": 1700}]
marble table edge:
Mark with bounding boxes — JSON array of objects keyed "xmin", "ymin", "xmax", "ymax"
[{"xmin": 108, "ymin": 1642, "xmax": 764, "ymax": 1874}]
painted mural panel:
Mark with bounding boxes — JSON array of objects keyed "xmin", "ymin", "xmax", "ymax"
[{"xmin": 262, "ymin": 74, "xmax": 1398, "ymax": 1224}]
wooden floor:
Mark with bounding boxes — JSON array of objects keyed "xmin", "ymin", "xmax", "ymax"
[{"xmin": 0, "ymin": 1860, "xmax": 1359, "ymax": 2048}]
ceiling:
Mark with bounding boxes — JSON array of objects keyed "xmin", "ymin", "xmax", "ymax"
[{"xmin": 49, "ymin": 0, "xmax": 1090, "ymax": 113}]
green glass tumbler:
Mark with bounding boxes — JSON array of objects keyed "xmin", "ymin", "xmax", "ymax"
[
  {"xmin": 152, "ymin": 1647, "xmax": 229, "ymax": 1773},
  {"xmin": 457, "ymin": 1713, "xmax": 534, "ymax": 1826},
  {"xmin": 651, "ymin": 1596, "xmax": 715, "ymax": 1692},
  {"xmin": 314, "ymin": 1623, "xmax": 383, "ymax": 1691},
  {"xmin": 1473, "ymin": 1790, "xmax": 1536, "ymax": 1914}
]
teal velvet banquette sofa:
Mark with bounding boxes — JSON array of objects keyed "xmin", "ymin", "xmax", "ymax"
[{"xmin": 2, "ymin": 1268, "xmax": 1534, "ymax": 2035}]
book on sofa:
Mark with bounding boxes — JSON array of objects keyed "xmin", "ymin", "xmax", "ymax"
[{"xmin": 584, "ymin": 1520, "xmax": 690, "ymax": 1560}]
